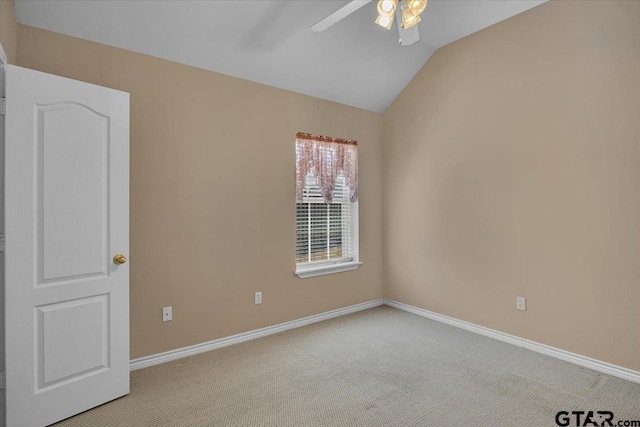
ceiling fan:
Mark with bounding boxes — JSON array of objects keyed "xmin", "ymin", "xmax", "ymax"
[{"xmin": 311, "ymin": 0, "xmax": 428, "ymax": 46}]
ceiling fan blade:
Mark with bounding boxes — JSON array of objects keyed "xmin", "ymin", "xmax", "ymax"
[
  {"xmin": 311, "ymin": 0, "xmax": 373, "ymax": 32},
  {"xmin": 395, "ymin": 8, "xmax": 420, "ymax": 46}
]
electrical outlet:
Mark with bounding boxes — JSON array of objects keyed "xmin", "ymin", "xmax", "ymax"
[
  {"xmin": 255, "ymin": 292, "xmax": 262, "ymax": 305},
  {"xmin": 162, "ymin": 306, "xmax": 173, "ymax": 322},
  {"xmin": 516, "ymin": 296, "xmax": 526, "ymax": 311}
]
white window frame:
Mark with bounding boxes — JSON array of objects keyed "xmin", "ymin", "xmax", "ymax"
[{"xmin": 295, "ymin": 197, "xmax": 360, "ymax": 279}]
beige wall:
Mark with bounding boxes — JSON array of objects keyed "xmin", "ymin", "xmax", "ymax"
[
  {"xmin": 17, "ymin": 25, "xmax": 384, "ymax": 359},
  {"xmin": 384, "ymin": 0, "xmax": 640, "ymax": 371},
  {"xmin": 0, "ymin": 0, "xmax": 17, "ymax": 63}
]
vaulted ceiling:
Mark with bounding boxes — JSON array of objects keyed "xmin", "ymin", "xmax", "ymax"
[{"xmin": 15, "ymin": 0, "xmax": 546, "ymax": 113}]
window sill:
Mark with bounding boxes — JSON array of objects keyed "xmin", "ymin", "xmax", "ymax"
[{"xmin": 295, "ymin": 261, "xmax": 362, "ymax": 279}]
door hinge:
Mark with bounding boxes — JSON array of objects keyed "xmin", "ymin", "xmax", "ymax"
[
  {"xmin": 0, "ymin": 372, "xmax": 5, "ymax": 390},
  {"xmin": 0, "ymin": 97, "xmax": 5, "ymax": 115},
  {"xmin": 0, "ymin": 234, "xmax": 4, "ymax": 252}
]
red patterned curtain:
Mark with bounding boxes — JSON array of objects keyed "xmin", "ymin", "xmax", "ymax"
[{"xmin": 295, "ymin": 132, "xmax": 358, "ymax": 204}]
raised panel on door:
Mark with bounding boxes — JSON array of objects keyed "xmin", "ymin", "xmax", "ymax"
[
  {"xmin": 36, "ymin": 295, "xmax": 110, "ymax": 391},
  {"xmin": 37, "ymin": 102, "xmax": 110, "ymax": 285}
]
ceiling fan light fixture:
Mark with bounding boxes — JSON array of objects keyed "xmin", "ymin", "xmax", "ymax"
[
  {"xmin": 375, "ymin": 14, "xmax": 393, "ymax": 30},
  {"xmin": 405, "ymin": 0, "xmax": 428, "ymax": 15},
  {"xmin": 401, "ymin": 6, "xmax": 421, "ymax": 29},
  {"xmin": 377, "ymin": 0, "xmax": 398, "ymax": 17}
]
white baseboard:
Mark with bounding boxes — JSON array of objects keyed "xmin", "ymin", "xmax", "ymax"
[
  {"xmin": 383, "ymin": 298, "xmax": 640, "ymax": 384},
  {"xmin": 0, "ymin": 42, "xmax": 7, "ymax": 65},
  {"xmin": 130, "ymin": 299, "xmax": 384, "ymax": 371}
]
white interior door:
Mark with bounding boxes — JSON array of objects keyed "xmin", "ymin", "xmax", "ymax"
[{"xmin": 3, "ymin": 64, "xmax": 129, "ymax": 427}]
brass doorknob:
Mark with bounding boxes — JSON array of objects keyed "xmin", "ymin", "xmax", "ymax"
[{"xmin": 113, "ymin": 254, "xmax": 127, "ymax": 265}]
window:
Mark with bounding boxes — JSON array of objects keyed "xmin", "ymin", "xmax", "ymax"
[{"xmin": 295, "ymin": 133, "xmax": 360, "ymax": 278}]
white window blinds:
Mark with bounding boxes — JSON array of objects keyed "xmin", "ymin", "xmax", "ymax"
[
  {"xmin": 296, "ymin": 174, "xmax": 353, "ymax": 264},
  {"xmin": 296, "ymin": 174, "xmax": 354, "ymax": 265}
]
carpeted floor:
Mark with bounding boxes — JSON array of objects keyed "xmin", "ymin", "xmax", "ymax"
[{"xmin": 54, "ymin": 306, "xmax": 640, "ymax": 427}]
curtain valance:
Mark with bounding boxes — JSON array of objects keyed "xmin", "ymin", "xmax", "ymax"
[{"xmin": 295, "ymin": 132, "xmax": 358, "ymax": 204}]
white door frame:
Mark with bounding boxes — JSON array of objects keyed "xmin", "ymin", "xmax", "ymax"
[{"xmin": 1, "ymin": 41, "xmax": 8, "ymax": 427}]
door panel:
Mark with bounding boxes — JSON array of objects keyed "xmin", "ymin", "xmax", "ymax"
[
  {"xmin": 37, "ymin": 294, "xmax": 109, "ymax": 389},
  {"xmin": 4, "ymin": 64, "xmax": 129, "ymax": 427},
  {"xmin": 38, "ymin": 102, "xmax": 110, "ymax": 283}
]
